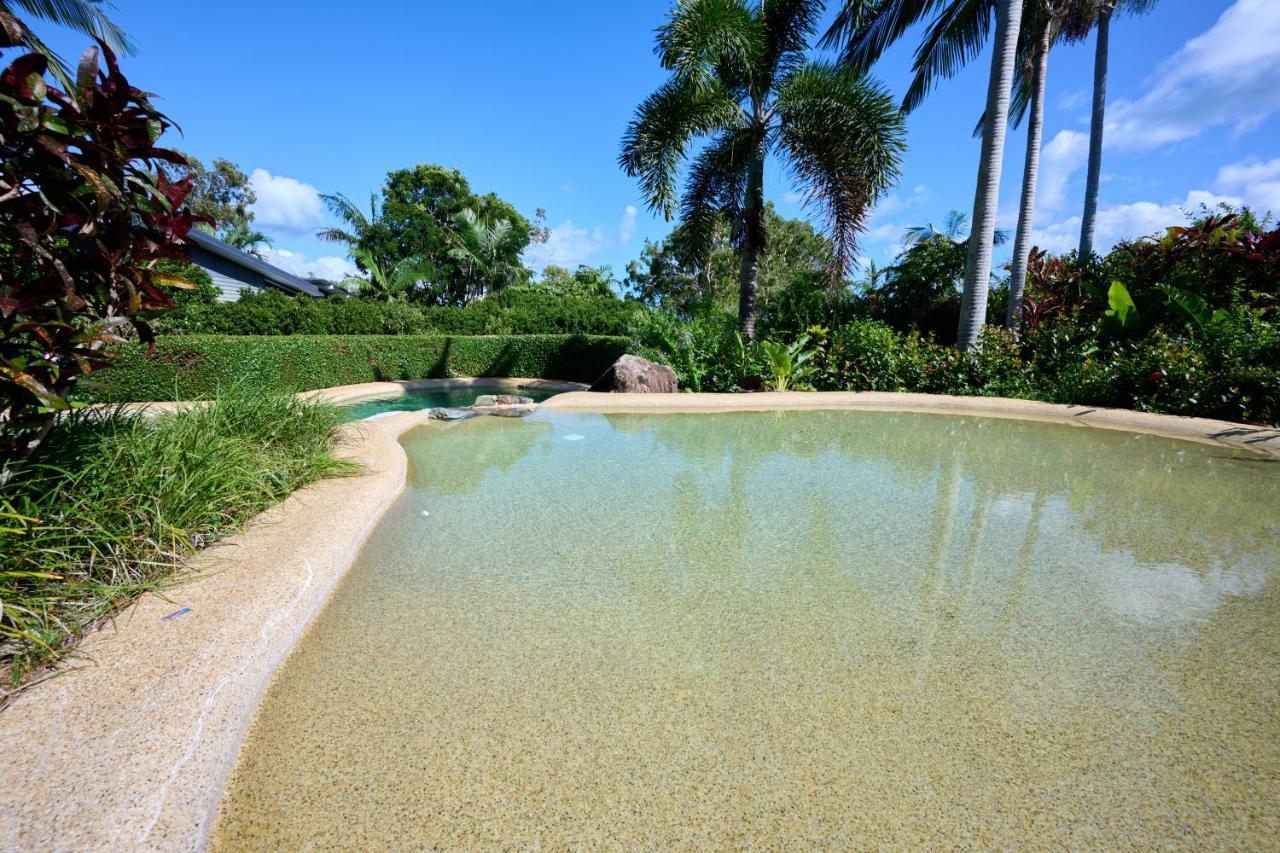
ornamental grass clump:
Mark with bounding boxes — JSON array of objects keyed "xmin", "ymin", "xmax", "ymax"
[{"xmin": 0, "ymin": 388, "xmax": 356, "ymax": 701}]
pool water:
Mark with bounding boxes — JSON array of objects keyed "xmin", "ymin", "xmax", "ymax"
[
  {"xmin": 339, "ymin": 385, "xmax": 557, "ymax": 421},
  {"xmin": 214, "ymin": 409, "xmax": 1280, "ymax": 848}
]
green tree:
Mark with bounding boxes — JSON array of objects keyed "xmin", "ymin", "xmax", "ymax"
[
  {"xmin": 447, "ymin": 208, "xmax": 527, "ymax": 300},
  {"xmin": 869, "ymin": 213, "xmax": 1007, "ymax": 338},
  {"xmin": 621, "ymin": 0, "xmax": 906, "ymax": 340},
  {"xmin": 165, "ymin": 153, "xmax": 270, "ymax": 254},
  {"xmin": 625, "ymin": 205, "xmax": 836, "ymax": 317},
  {"xmin": 220, "ymin": 222, "xmax": 272, "ymax": 258},
  {"xmin": 358, "ymin": 165, "xmax": 532, "ymax": 305},
  {"xmin": 532, "ymin": 265, "xmax": 618, "ymax": 299},
  {"xmin": 338, "ymin": 248, "xmax": 433, "ymax": 303}
]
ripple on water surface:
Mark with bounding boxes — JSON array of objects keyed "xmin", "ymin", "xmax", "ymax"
[{"xmin": 214, "ymin": 409, "xmax": 1280, "ymax": 848}]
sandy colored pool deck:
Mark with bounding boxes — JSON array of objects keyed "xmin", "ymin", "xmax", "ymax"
[{"xmin": 0, "ymin": 389, "xmax": 1277, "ymax": 850}]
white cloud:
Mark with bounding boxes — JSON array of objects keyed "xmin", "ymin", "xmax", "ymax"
[
  {"xmin": 249, "ymin": 169, "xmax": 325, "ymax": 231},
  {"xmin": 1214, "ymin": 157, "xmax": 1280, "ymax": 213},
  {"xmin": 869, "ymin": 184, "xmax": 929, "ymax": 219},
  {"xmin": 1035, "ymin": 130, "xmax": 1089, "ymax": 214},
  {"xmin": 260, "ymin": 246, "xmax": 357, "ymax": 281},
  {"xmin": 1106, "ymin": 0, "xmax": 1280, "ymax": 151},
  {"xmin": 523, "ymin": 220, "xmax": 610, "ymax": 270},
  {"xmin": 1056, "ymin": 89, "xmax": 1087, "ymax": 113},
  {"xmin": 523, "ymin": 205, "xmax": 638, "ymax": 270},
  {"xmin": 619, "ymin": 205, "xmax": 638, "ymax": 244},
  {"xmin": 1029, "ymin": 189, "xmax": 1240, "ymax": 254},
  {"xmin": 864, "ymin": 222, "xmax": 902, "ymax": 242},
  {"xmin": 783, "ymin": 190, "xmax": 805, "ymax": 204}
]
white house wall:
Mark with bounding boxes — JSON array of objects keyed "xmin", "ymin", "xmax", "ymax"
[{"xmin": 188, "ymin": 245, "xmax": 267, "ymax": 302}]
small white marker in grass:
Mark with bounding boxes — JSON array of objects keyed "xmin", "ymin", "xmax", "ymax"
[
  {"xmin": 562, "ymin": 434, "xmax": 585, "ymax": 441},
  {"xmin": 421, "ymin": 510, "xmax": 431, "ymax": 517}
]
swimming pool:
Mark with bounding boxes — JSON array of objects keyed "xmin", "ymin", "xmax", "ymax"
[
  {"xmin": 339, "ymin": 384, "xmax": 558, "ymax": 421},
  {"xmin": 214, "ymin": 408, "xmax": 1280, "ymax": 847}
]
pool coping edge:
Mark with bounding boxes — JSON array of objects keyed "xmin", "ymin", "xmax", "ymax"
[
  {"xmin": 0, "ymin": 410, "xmax": 431, "ymax": 851},
  {"xmin": 541, "ymin": 391, "xmax": 1280, "ymax": 456}
]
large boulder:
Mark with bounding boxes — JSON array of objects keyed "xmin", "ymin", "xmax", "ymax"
[{"xmin": 590, "ymin": 354, "xmax": 678, "ymax": 393}]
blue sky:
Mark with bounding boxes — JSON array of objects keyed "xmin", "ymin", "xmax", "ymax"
[{"xmin": 34, "ymin": 0, "xmax": 1280, "ymax": 281}]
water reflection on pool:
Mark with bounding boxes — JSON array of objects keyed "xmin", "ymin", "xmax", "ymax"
[{"xmin": 215, "ymin": 409, "xmax": 1280, "ymax": 848}]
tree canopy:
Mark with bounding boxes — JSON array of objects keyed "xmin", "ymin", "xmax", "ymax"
[
  {"xmin": 625, "ymin": 205, "xmax": 838, "ymax": 316},
  {"xmin": 357, "ymin": 165, "xmax": 533, "ymax": 305}
]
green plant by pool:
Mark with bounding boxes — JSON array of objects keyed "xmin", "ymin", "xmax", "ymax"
[
  {"xmin": 214, "ymin": 410, "xmax": 1280, "ymax": 847},
  {"xmin": 340, "ymin": 385, "xmax": 558, "ymax": 421}
]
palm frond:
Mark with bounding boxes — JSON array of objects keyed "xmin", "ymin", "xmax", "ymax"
[
  {"xmin": 319, "ymin": 192, "xmax": 371, "ymax": 233},
  {"xmin": 761, "ymin": 0, "xmax": 824, "ymax": 80},
  {"xmin": 676, "ymin": 128, "xmax": 754, "ymax": 266},
  {"xmin": 315, "ymin": 227, "xmax": 359, "ymax": 246},
  {"xmin": 656, "ymin": 0, "xmax": 759, "ymax": 89},
  {"xmin": 4, "ymin": 0, "xmax": 135, "ymax": 54},
  {"xmin": 818, "ymin": 0, "xmax": 889, "ymax": 52},
  {"xmin": 620, "ymin": 76, "xmax": 744, "ymax": 219},
  {"xmin": 822, "ymin": 0, "xmax": 951, "ymax": 74},
  {"xmin": 776, "ymin": 62, "xmax": 907, "ymax": 276},
  {"xmin": 943, "ymin": 208, "xmax": 968, "ymax": 237},
  {"xmin": 902, "ymin": 0, "xmax": 992, "ymax": 114}
]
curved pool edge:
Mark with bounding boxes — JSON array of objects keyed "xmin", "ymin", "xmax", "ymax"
[
  {"xmin": 542, "ymin": 391, "xmax": 1280, "ymax": 457},
  {"xmin": 0, "ymin": 409, "xmax": 435, "ymax": 852},
  {"xmin": 304, "ymin": 376, "xmax": 589, "ymax": 407}
]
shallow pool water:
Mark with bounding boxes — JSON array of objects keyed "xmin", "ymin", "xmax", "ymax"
[
  {"xmin": 215, "ymin": 409, "xmax": 1280, "ymax": 848},
  {"xmin": 339, "ymin": 385, "xmax": 557, "ymax": 421}
]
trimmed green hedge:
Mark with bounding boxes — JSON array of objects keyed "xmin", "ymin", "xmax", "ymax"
[
  {"xmin": 158, "ymin": 288, "xmax": 640, "ymax": 337},
  {"xmin": 80, "ymin": 334, "xmax": 629, "ymax": 402}
]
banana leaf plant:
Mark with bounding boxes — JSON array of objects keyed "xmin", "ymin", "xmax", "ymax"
[{"xmin": 759, "ymin": 335, "xmax": 815, "ymax": 392}]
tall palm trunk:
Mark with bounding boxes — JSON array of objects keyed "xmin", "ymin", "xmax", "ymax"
[
  {"xmin": 738, "ymin": 132, "xmax": 767, "ymax": 342},
  {"xmin": 1078, "ymin": 5, "xmax": 1110, "ymax": 261},
  {"xmin": 957, "ymin": 0, "xmax": 1024, "ymax": 351},
  {"xmin": 1005, "ymin": 19, "xmax": 1052, "ymax": 328}
]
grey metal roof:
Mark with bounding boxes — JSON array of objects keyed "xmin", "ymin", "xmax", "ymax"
[{"xmin": 185, "ymin": 229, "xmax": 324, "ymax": 297}]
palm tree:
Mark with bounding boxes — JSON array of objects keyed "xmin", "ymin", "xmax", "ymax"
[
  {"xmin": 447, "ymin": 208, "xmax": 523, "ymax": 302},
  {"xmin": 903, "ymin": 209, "xmax": 1008, "ymax": 247},
  {"xmin": 858, "ymin": 258, "xmax": 887, "ymax": 292},
  {"xmin": 0, "ymin": 0, "xmax": 134, "ymax": 88},
  {"xmin": 339, "ymin": 247, "xmax": 432, "ymax": 303},
  {"xmin": 621, "ymin": 0, "xmax": 906, "ymax": 341},
  {"xmin": 316, "ymin": 191, "xmax": 381, "ymax": 254},
  {"xmin": 1006, "ymin": 0, "xmax": 1080, "ymax": 326},
  {"xmin": 1077, "ymin": 0, "xmax": 1157, "ymax": 261},
  {"xmin": 221, "ymin": 222, "xmax": 272, "ymax": 259},
  {"xmin": 955, "ymin": 0, "xmax": 1023, "ymax": 350},
  {"xmin": 825, "ymin": 0, "xmax": 1025, "ymax": 350},
  {"xmin": 827, "ymin": 0, "xmax": 1093, "ymax": 327}
]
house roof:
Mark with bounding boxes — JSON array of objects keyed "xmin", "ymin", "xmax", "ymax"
[{"xmin": 185, "ymin": 229, "xmax": 324, "ymax": 297}]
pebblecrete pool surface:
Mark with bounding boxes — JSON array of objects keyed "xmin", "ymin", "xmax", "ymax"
[
  {"xmin": 214, "ymin": 409, "xmax": 1280, "ymax": 848},
  {"xmin": 339, "ymin": 384, "xmax": 557, "ymax": 421}
]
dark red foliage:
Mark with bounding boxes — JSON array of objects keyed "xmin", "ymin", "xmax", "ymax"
[
  {"xmin": 1019, "ymin": 247, "xmax": 1090, "ymax": 329},
  {"xmin": 1117, "ymin": 213, "xmax": 1280, "ymax": 311},
  {"xmin": 0, "ymin": 11, "xmax": 205, "ymax": 441}
]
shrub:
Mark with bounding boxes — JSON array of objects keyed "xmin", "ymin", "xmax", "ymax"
[
  {"xmin": 159, "ymin": 288, "xmax": 639, "ymax": 338},
  {"xmin": 631, "ymin": 310, "xmax": 758, "ymax": 391},
  {"xmin": 78, "ymin": 334, "xmax": 629, "ymax": 402},
  {"xmin": 0, "ymin": 25, "xmax": 201, "ymax": 442},
  {"xmin": 0, "ymin": 387, "xmax": 355, "ymax": 696},
  {"xmin": 802, "ymin": 315, "xmax": 1279, "ymax": 425}
]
